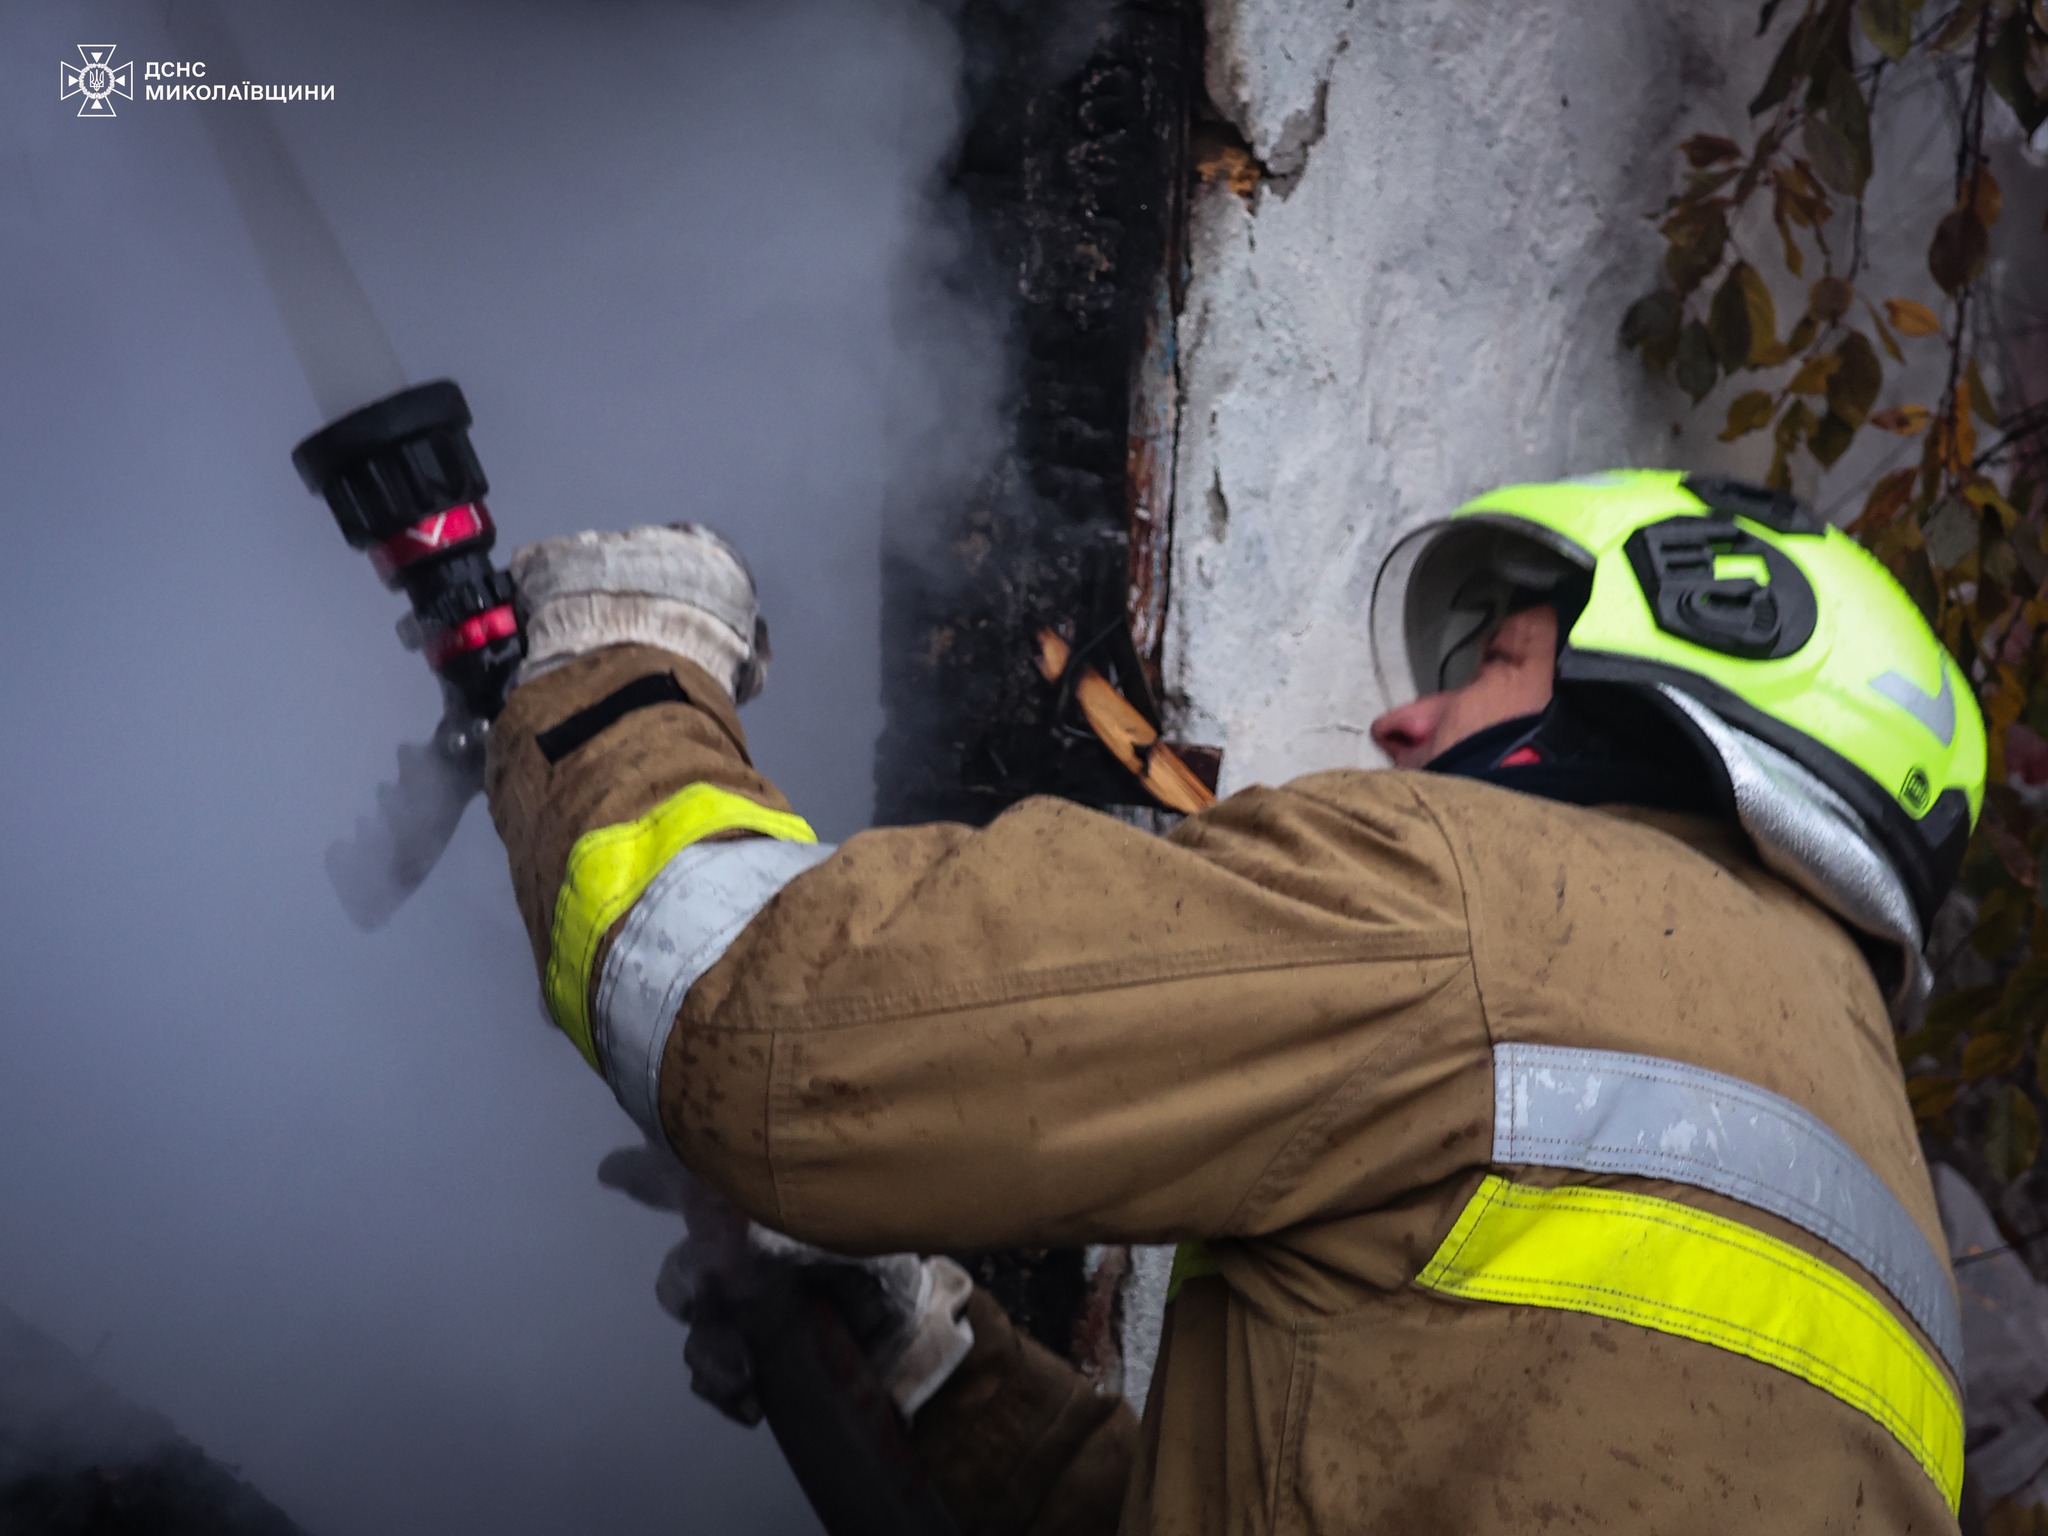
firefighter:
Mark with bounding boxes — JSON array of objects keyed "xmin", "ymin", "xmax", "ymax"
[{"xmin": 485, "ymin": 471, "xmax": 1982, "ymax": 1532}]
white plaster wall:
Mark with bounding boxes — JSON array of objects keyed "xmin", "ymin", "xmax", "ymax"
[{"xmin": 1169, "ymin": 2, "xmax": 1776, "ymax": 788}]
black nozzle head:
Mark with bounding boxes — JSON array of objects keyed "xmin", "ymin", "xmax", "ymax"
[{"xmin": 292, "ymin": 380, "xmax": 489, "ymax": 548}]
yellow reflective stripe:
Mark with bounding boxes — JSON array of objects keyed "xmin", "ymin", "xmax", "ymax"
[
  {"xmin": 1166, "ymin": 1241, "xmax": 1220, "ymax": 1304},
  {"xmin": 544, "ymin": 784, "xmax": 815, "ymax": 1069},
  {"xmin": 1417, "ymin": 1175, "xmax": 1963, "ymax": 1510}
]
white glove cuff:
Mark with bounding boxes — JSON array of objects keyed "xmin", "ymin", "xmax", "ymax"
[
  {"xmin": 885, "ymin": 1256, "xmax": 976, "ymax": 1418},
  {"xmin": 517, "ymin": 591, "xmax": 749, "ymax": 693},
  {"xmin": 509, "ymin": 525, "xmax": 766, "ymax": 699}
]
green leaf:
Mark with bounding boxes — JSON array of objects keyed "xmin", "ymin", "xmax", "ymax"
[
  {"xmin": 1809, "ymin": 410, "xmax": 1856, "ymax": 467},
  {"xmin": 1824, "ymin": 330, "xmax": 1882, "ymax": 428},
  {"xmin": 1709, "ymin": 283, "xmax": 1750, "ymax": 373},
  {"xmin": 1986, "ymin": 1084, "xmax": 2043, "ymax": 1181},
  {"xmin": 1620, "ymin": 290, "xmax": 1684, "ymax": 370},
  {"xmin": 1675, "ymin": 321, "xmax": 1719, "ymax": 403},
  {"xmin": 1819, "ymin": 66, "xmax": 1873, "ymax": 194},
  {"xmin": 1859, "ymin": 0, "xmax": 1917, "ymax": 60},
  {"xmin": 1801, "ymin": 113, "xmax": 1861, "ymax": 197},
  {"xmin": 1925, "ymin": 496, "xmax": 1980, "ymax": 568}
]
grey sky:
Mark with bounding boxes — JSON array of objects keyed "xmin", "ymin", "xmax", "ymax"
[{"xmin": 0, "ymin": 2, "xmax": 981, "ymax": 1531}]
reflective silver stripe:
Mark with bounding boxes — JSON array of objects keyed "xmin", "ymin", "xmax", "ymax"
[
  {"xmin": 1871, "ymin": 664, "xmax": 1957, "ymax": 748},
  {"xmin": 1492, "ymin": 1042, "xmax": 1963, "ymax": 1379},
  {"xmin": 594, "ymin": 837, "xmax": 834, "ymax": 1138}
]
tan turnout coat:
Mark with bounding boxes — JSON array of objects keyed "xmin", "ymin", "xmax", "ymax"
[{"xmin": 487, "ymin": 645, "xmax": 1960, "ymax": 1535}]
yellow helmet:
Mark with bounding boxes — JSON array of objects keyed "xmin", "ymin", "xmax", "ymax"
[{"xmin": 1372, "ymin": 470, "xmax": 1987, "ymax": 975}]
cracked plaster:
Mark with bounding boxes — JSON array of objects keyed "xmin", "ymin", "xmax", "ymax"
[{"xmin": 1169, "ymin": 1, "xmax": 1788, "ymax": 790}]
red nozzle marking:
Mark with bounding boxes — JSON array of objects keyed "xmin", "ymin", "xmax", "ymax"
[
  {"xmin": 369, "ymin": 502, "xmax": 493, "ymax": 584},
  {"xmin": 426, "ymin": 603, "xmax": 518, "ymax": 670},
  {"xmin": 1498, "ymin": 746, "xmax": 1543, "ymax": 768}
]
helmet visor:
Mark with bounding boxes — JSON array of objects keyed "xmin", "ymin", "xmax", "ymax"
[{"xmin": 1370, "ymin": 516, "xmax": 1593, "ymax": 704}]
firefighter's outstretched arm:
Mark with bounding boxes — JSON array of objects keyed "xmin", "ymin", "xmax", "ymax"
[{"xmin": 486, "ymin": 526, "xmax": 1484, "ymax": 1259}]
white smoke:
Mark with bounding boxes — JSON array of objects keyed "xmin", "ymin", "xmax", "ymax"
[{"xmin": 0, "ymin": 2, "xmax": 995, "ymax": 1532}]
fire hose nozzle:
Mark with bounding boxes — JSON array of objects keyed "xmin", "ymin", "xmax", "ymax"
[{"xmin": 292, "ymin": 380, "xmax": 522, "ymax": 722}]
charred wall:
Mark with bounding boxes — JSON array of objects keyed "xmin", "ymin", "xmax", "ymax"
[{"xmin": 875, "ymin": 0, "xmax": 1197, "ymax": 830}]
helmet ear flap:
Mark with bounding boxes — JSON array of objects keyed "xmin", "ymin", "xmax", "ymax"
[{"xmin": 1551, "ymin": 677, "xmax": 1735, "ymax": 812}]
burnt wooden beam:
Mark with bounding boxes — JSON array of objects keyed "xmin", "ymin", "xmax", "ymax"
[{"xmin": 876, "ymin": 0, "xmax": 1198, "ymax": 832}]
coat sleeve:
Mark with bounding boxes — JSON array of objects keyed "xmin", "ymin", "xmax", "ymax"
[{"xmin": 486, "ymin": 643, "xmax": 1490, "ymax": 1256}]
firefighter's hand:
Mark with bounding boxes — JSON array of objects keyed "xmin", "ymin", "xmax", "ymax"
[
  {"xmin": 598, "ymin": 1140, "xmax": 975, "ymax": 1426},
  {"xmin": 509, "ymin": 524, "xmax": 770, "ymax": 703}
]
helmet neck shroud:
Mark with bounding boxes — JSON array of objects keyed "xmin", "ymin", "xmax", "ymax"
[{"xmin": 1559, "ymin": 650, "xmax": 1972, "ymax": 940}]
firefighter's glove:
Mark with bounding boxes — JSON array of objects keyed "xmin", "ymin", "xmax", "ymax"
[
  {"xmin": 509, "ymin": 524, "xmax": 770, "ymax": 703},
  {"xmin": 598, "ymin": 1140, "xmax": 976, "ymax": 1425}
]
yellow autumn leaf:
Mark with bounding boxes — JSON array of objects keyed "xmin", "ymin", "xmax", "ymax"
[
  {"xmin": 1962, "ymin": 1031, "xmax": 2026, "ymax": 1082},
  {"xmin": 1786, "ymin": 354, "xmax": 1841, "ymax": 395},
  {"xmin": 1946, "ymin": 384, "xmax": 1980, "ymax": 473},
  {"xmin": 1718, "ymin": 389, "xmax": 1777, "ymax": 441},
  {"xmin": 1907, "ymin": 1073, "xmax": 1959, "ymax": 1124},
  {"xmin": 1964, "ymin": 478, "xmax": 2022, "ymax": 527},
  {"xmin": 1869, "ymin": 404, "xmax": 1931, "ymax": 435},
  {"xmin": 1883, "ymin": 297, "xmax": 1942, "ymax": 337},
  {"xmin": 1988, "ymin": 665, "xmax": 2028, "ymax": 742}
]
